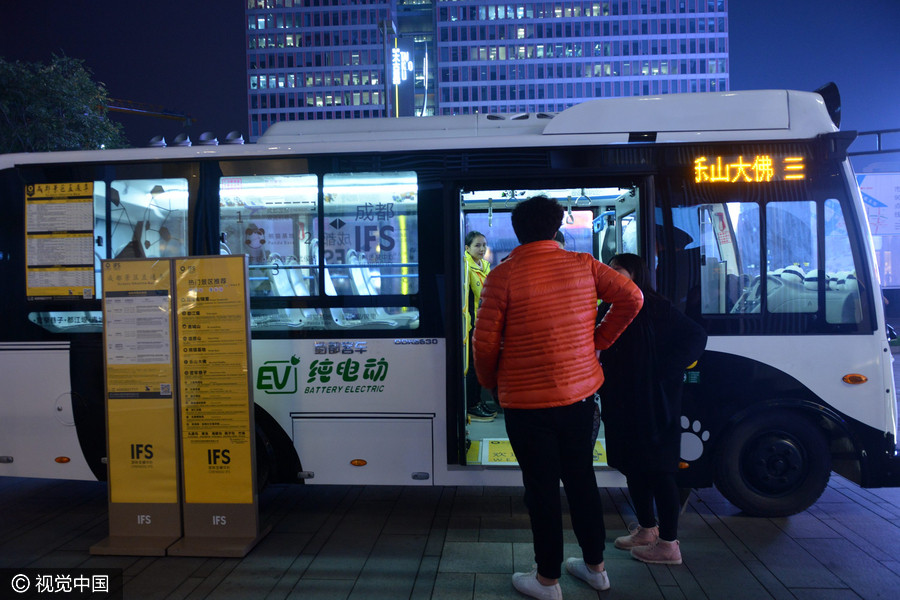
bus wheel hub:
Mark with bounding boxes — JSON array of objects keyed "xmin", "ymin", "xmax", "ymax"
[{"xmin": 746, "ymin": 435, "xmax": 805, "ymax": 493}]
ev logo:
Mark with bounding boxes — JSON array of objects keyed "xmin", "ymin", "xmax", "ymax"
[{"xmin": 257, "ymin": 356, "xmax": 300, "ymax": 394}]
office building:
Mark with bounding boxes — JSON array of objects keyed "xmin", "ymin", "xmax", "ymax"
[{"xmin": 246, "ymin": 0, "xmax": 729, "ymax": 140}]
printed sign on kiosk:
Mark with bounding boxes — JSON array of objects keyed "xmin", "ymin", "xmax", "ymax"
[
  {"xmin": 168, "ymin": 254, "xmax": 264, "ymax": 557},
  {"xmin": 91, "ymin": 259, "xmax": 180, "ymax": 556},
  {"xmin": 92, "ymin": 255, "xmax": 262, "ymax": 557}
]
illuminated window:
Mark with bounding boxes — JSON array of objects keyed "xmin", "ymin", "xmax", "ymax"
[{"xmin": 107, "ymin": 179, "xmax": 189, "ymax": 262}]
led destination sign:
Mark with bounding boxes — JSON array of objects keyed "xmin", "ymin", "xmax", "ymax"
[{"xmin": 694, "ymin": 155, "xmax": 806, "ymax": 184}]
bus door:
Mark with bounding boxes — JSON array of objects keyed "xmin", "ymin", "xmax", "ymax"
[
  {"xmin": 596, "ymin": 185, "xmax": 641, "ymax": 265},
  {"xmin": 458, "ymin": 185, "xmax": 643, "ymax": 469}
]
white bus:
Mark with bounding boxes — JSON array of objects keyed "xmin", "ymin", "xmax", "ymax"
[{"xmin": 1, "ymin": 86, "xmax": 897, "ymax": 517}]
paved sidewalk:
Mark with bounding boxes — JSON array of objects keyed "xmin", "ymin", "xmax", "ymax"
[{"xmin": 3, "ymin": 472, "xmax": 900, "ymax": 599}]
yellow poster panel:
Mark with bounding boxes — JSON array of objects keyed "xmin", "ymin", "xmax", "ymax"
[
  {"xmin": 106, "ymin": 364, "xmax": 174, "ymax": 397},
  {"xmin": 176, "ymin": 256, "xmax": 254, "ymax": 504},
  {"xmin": 25, "ymin": 181, "xmax": 95, "ymax": 299},
  {"xmin": 103, "ymin": 260, "xmax": 173, "ymax": 396},
  {"xmin": 103, "ymin": 259, "xmax": 170, "ymax": 294},
  {"xmin": 102, "ymin": 258, "xmax": 178, "ymax": 503},
  {"xmin": 107, "ymin": 398, "xmax": 179, "ymax": 503}
]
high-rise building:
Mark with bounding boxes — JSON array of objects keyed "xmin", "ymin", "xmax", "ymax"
[{"xmin": 246, "ymin": 0, "xmax": 728, "ymax": 140}]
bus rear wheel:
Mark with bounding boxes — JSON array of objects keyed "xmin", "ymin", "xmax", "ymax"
[{"xmin": 714, "ymin": 411, "xmax": 830, "ymax": 517}]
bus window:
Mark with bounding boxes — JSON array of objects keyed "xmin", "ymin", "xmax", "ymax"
[
  {"xmin": 824, "ymin": 198, "xmax": 862, "ymax": 324},
  {"xmin": 321, "ymin": 172, "xmax": 419, "ymax": 294},
  {"xmin": 27, "ymin": 310, "xmax": 103, "ymax": 333},
  {"xmin": 321, "ymin": 172, "xmax": 420, "ymax": 328},
  {"xmin": 219, "ymin": 174, "xmax": 321, "ymax": 329},
  {"xmin": 697, "ymin": 203, "xmax": 761, "ymax": 315},
  {"xmin": 219, "ymin": 173, "xmax": 317, "ymax": 291},
  {"xmin": 90, "ymin": 178, "xmax": 189, "ymax": 302},
  {"xmin": 684, "ymin": 197, "xmax": 865, "ymax": 326},
  {"xmin": 108, "ymin": 179, "xmax": 189, "ymax": 260},
  {"xmin": 766, "ymin": 201, "xmax": 818, "ymax": 314},
  {"xmin": 92, "ymin": 181, "xmax": 106, "ymax": 296}
]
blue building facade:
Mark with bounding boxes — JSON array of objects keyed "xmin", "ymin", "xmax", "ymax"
[{"xmin": 246, "ymin": 0, "xmax": 729, "ymax": 139}]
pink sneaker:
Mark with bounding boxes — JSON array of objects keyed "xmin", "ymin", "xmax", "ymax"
[
  {"xmin": 614, "ymin": 523, "xmax": 659, "ymax": 550},
  {"xmin": 631, "ymin": 539, "xmax": 682, "ymax": 565}
]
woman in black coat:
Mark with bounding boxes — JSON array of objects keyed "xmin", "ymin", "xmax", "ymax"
[{"xmin": 598, "ymin": 253, "xmax": 707, "ymax": 566}]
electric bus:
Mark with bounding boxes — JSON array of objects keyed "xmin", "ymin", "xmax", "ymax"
[{"xmin": 2, "ymin": 86, "xmax": 897, "ymax": 517}]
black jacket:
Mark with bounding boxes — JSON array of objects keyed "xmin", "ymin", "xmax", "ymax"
[{"xmin": 598, "ymin": 293, "xmax": 707, "ymax": 474}]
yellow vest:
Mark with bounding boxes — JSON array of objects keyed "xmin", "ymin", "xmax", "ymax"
[{"xmin": 463, "ymin": 251, "xmax": 490, "ymax": 374}]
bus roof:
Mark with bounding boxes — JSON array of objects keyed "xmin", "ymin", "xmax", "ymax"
[
  {"xmin": 0, "ymin": 89, "xmax": 838, "ymax": 169},
  {"xmin": 260, "ymin": 89, "xmax": 837, "ymax": 145}
]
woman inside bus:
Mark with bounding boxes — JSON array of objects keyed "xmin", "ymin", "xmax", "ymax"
[
  {"xmin": 598, "ymin": 253, "xmax": 707, "ymax": 566},
  {"xmin": 463, "ymin": 230, "xmax": 496, "ymax": 421}
]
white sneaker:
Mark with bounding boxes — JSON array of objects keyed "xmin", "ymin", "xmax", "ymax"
[
  {"xmin": 565, "ymin": 557, "xmax": 611, "ymax": 591},
  {"xmin": 511, "ymin": 567, "xmax": 562, "ymax": 600}
]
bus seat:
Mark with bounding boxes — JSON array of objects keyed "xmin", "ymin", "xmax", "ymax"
[
  {"xmin": 266, "ymin": 257, "xmax": 303, "ymax": 328},
  {"xmin": 767, "ymin": 272, "xmax": 817, "ymax": 313},
  {"xmin": 286, "ymin": 256, "xmax": 324, "ymax": 328},
  {"xmin": 345, "ymin": 250, "xmax": 402, "ymax": 328},
  {"xmin": 824, "ymin": 289, "xmax": 862, "ymax": 324},
  {"xmin": 320, "ymin": 248, "xmax": 362, "ymax": 328},
  {"xmin": 285, "ymin": 256, "xmax": 312, "ymax": 297},
  {"xmin": 825, "ymin": 272, "xmax": 862, "ymax": 324},
  {"xmin": 356, "ymin": 251, "xmax": 419, "ymax": 327},
  {"xmin": 778, "ymin": 265, "xmax": 804, "ymax": 285}
]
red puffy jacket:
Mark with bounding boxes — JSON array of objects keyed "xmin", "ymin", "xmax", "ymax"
[{"xmin": 473, "ymin": 240, "xmax": 643, "ymax": 409}]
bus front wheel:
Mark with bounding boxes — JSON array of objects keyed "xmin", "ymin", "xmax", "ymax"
[{"xmin": 714, "ymin": 411, "xmax": 831, "ymax": 517}]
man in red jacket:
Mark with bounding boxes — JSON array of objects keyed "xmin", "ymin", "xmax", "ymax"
[{"xmin": 474, "ymin": 195, "xmax": 642, "ymax": 599}]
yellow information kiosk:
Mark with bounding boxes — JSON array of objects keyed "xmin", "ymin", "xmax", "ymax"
[
  {"xmin": 91, "ymin": 255, "xmax": 264, "ymax": 557},
  {"xmin": 168, "ymin": 255, "xmax": 265, "ymax": 557}
]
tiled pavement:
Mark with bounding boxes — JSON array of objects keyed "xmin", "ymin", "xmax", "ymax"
[{"xmin": 3, "ymin": 472, "xmax": 900, "ymax": 599}]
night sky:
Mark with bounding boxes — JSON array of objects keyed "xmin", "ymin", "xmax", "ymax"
[
  {"xmin": 1, "ymin": 1, "xmax": 898, "ymax": 148},
  {"xmin": 0, "ymin": 1, "xmax": 246, "ymax": 147}
]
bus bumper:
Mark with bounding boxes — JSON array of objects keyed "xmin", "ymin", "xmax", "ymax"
[{"xmin": 866, "ymin": 448, "xmax": 900, "ymax": 487}]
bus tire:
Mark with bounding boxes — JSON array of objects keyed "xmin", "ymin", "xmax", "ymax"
[
  {"xmin": 255, "ymin": 422, "xmax": 274, "ymax": 492},
  {"xmin": 253, "ymin": 404, "xmax": 303, "ymax": 488},
  {"xmin": 714, "ymin": 411, "xmax": 830, "ymax": 517}
]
